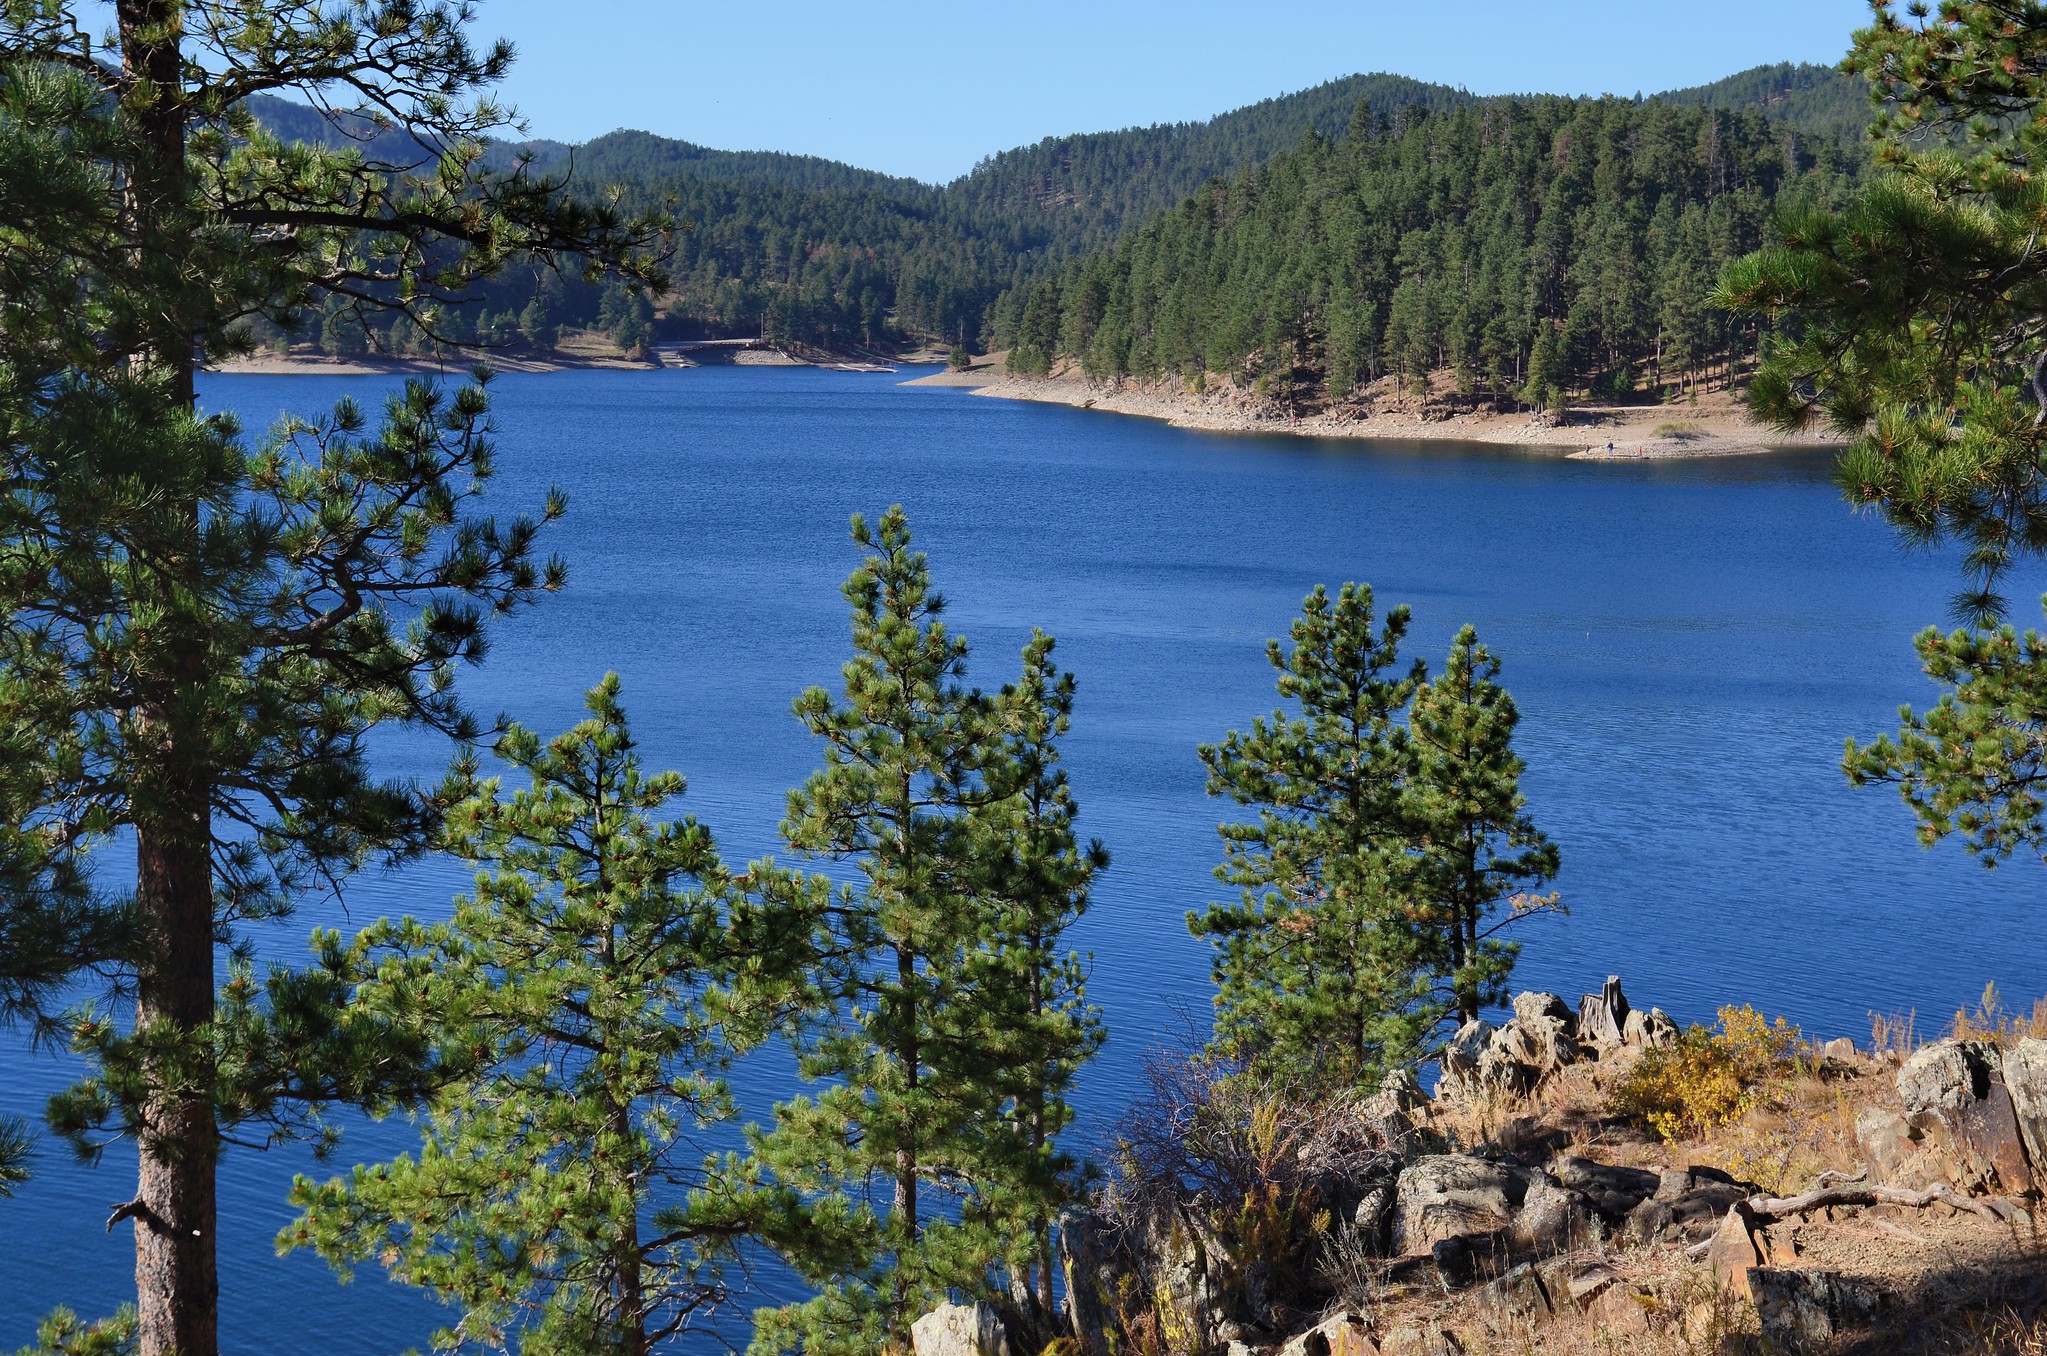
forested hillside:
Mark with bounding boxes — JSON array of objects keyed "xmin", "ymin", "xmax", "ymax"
[
  {"xmin": 994, "ymin": 96, "xmax": 1863, "ymax": 410},
  {"xmin": 1656, "ymin": 61, "xmax": 1870, "ymax": 155},
  {"xmin": 243, "ymin": 64, "xmax": 1872, "ymax": 360},
  {"xmin": 945, "ymin": 73, "xmax": 1476, "ymax": 249}
]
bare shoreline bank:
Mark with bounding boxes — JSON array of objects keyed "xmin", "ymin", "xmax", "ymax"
[
  {"xmin": 904, "ymin": 363, "xmax": 1843, "ymax": 460},
  {"xmin": 211, "ymin": 351, "xmax": 661, "ymax": 377}
]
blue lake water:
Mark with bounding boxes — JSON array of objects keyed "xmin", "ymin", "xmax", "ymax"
[{"xmin": 4, "ymin": 364, "xmax": 2045, "ymax": 1352}]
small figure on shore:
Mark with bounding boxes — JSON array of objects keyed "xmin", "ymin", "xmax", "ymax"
[{"xmin": 1607, "ymin": 441, "xmax": 1614, "ymax": 456}]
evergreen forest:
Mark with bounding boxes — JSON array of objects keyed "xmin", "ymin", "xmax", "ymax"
[
  {"xmin": 994, "ymin": 94, "xmax": 1865, "ymax": 410},
  {"xmin": 243, "ymin": 63, "xmax": 1872, "ymax": 365}
]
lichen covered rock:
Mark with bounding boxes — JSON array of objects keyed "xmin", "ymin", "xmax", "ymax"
[{"xmin": 1391, "ymin": 1154, "xmax": 1523, "ymax": 1253}]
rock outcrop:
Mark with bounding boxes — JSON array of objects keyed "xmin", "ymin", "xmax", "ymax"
[
  {"xmin": 910, "ymin": 976, "xmax": 2034, "ymax": 1356},
  {"xmin": 911, "ymin": 1302, "xmax": 1014, "ymax": 1356},
  {"xmin": 1896, "ymin": 1039, "xmax": 2036, "ymax": 1194},
  {"xmin": 1278, "ymin": 1311, "xmax": 1376, "ymax": 1356},
  {"xmin": 1436, "ymin": 976, "xmax": 1669, "ymax": 1108},
  {"xmin": 1391, "ymin": 1154, "xmax": 1525, "ymax": 1253},
  {"xmin": 1055, "ymin": 1207, "xmax": 1115, "ymax": 1356},
  {"xmin": 1748, "ymin": 1268, "xmax": 1878, "ymax": 1349},
  {"xmin": 2003, "ymin": 1038, "xmax": 2047, "ymax": 1177}
]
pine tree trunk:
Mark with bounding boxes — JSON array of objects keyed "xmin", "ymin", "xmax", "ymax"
[
  {"xmin": 893, "ymin": 939, "xmax": 918, "ymax": 1320},
  {"xmin": 132, "ymin": 817, "xmax": 218, "ymax": 1356},
  {"xmin": 612, "ymin": 1138, "xmax": 646, "ymax": 1351},
  {"xmin": 596, "ymin": 818, "xmax": 647, "ymax": 1356},
  {"xmin": 1029, "ymin": 957, "xmax": 1054, "ymax": 1321},
  {"xmin": 119, "ymin": 6, "xmax": 215, "ymax": 1351}
]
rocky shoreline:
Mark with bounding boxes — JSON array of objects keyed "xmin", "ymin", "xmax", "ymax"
[
  {"xmin": 909, "ymin": 974, "xmax": 2045, "ymax": 1356},
  {"xmin": 904, "ymin": 364, "xmax": 1845, "ymax": 460}
]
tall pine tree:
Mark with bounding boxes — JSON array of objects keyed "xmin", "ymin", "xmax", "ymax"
[
  {"xmin": 975, "ymin": 632, "xmax": 1106, "ymax": 1331},
  {"xmin": 284, "ymin": 677, "xmax": 831, "ymax": 1356},
  {"xmin": 1406, "ymin": 627, "xmax": 1560, "ymax": 1026},
  {"xmin": 1718, "ymin": 3, "xmax": 2047, "ymax": 875},
  {"xmin": 1189, "ymin": 584, "xmax": 1434, "ymax": 1091},
  {"xmin": 1194, "ymin": 597, "xmax": 1559, "ymax": 1083},
  {"xmin": 754, "ymin": 510, "xmax": 1104, "ymax": 1354},
  {"xmin": 0, "ymin": 6, "xmax": 662, "ymax": 1352}
]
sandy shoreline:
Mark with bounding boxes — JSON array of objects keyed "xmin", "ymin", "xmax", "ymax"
[{"xmin": 904, "ymin": 363, "xmax": 1842, "ymax": 459}]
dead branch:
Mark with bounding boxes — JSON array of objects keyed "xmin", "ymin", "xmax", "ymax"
[
  {"xmin": 106, "ymin": 1199, "xmax": 165, "ymax": 1234},
  {"xmin": 1747, "ymin": 1182, "xmax": 2001, "ymax": 1222}
]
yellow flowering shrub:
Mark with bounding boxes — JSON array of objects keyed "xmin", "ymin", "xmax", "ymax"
[{"xmin": 1610, "ymin": 1005, "xmax": 1802, "ymax": 1142}]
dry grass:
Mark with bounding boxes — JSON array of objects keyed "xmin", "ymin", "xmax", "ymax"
[
  {"xmin": 1871, "ymin": 1007, "xmax": 1920, "ymax": 1060},
  {"xmin": 1945, "ymin": 984, "xmax": 2047, "ymax": 1046},
  {"xmin": 1100, "ymin": 994, "xmax": 2047, "ymax": 1356}
]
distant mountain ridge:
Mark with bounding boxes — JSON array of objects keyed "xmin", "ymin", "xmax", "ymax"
[
  {"xmin": 941, "ymin": 73, "xmax": 1479, "ymax": 250},
  {"xmin": 239, "ymin": 60, "xmax": 1872, "ymax": 355},
  {"xmin": 250, "ymin": 60, "xmax": 1867, "ymax": 204}
]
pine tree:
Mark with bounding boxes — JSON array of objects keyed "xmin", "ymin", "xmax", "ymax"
[
  {"xmin": 1719, "ymin": 3, "xmax": 2047, "ymax": 623},
  {"xmin": 0, "ymin": 7, "xmax": 662, "ymax": 1352},
  {"xmin": 975, "ymin": 631, "xmax": 1107, "ymax": 1329},
  {"xmin": 1523, "ymin": 323, "xmax": 1568, "ymax": 414},
  {"xmin": 1189, "ymin": 584, "xmax": 1435, "ymax": 1091},
  {"xmin": 754, "ymin": 509, "xmax": 1101, "ymax": 1354},
  {"xmin": 518, "ymin": 294, "xmax": 556, "ymax": 351},
  {"xmin": 1718, "ymin": 4, "xmax": 2047, "ymax": 864},
  {"xmin": 284, "ymin": 677, "xmax": 831, "ymax": 1356},
  {"xmin": 0, "ymin": 1114, "xmax": 28, "ymax": 1199},
  {"xmin": 1406, "ymin": 627, "xmax": 1561, "ymax": 1026},
  {"xmin": 1840, "ymin": 620, "xmax": 2047, "ymax": 864}
]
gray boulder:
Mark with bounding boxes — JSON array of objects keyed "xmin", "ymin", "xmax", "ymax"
[
  {"xmin": 1897, "ymin": 1039, "xmax": 2034, "ymax": 1193},
  {"xmin": 1348, "ymin": 1184, "xmax": 1394, "ymax": 1257},
  {"xmin": 1564, "ymin": 1261, "xmax": 1622, "ymax": 1310},
  {"xmin": 1509, "ymin": 1177, "xmax": 1589, "ymax": 1255},
  {"xmin": 1494, "ymin": 1014, "xmax": 1577, "ymax": 1074},
  {"xmin": 1625, "ymin": 1196, "xmax": 1678, "ymax": 1244},
  {"xmin": 1669, "ymin": 1183, "xmax": 1750, "ymax": 1236},
  {"xmin": 1279, "ymin": 1311, "xmax": 1376, "ymax": 1356},
  {"xmin": 1622, "ymin": 1006, "xmax": 1680, "ymax": 1050},
  {"xmin": 1479, "ymin": 1262, "xmax": 1553, "ymax": 1319},
  {"xmin": 2002, "ymin": 1038, "xmax": 2047, "ymax": 1177},
  {"xmin": 912, "ymin": 1303, "xmax": 1014, "ymax": 1356},
  {"xmin": 1512, "ymin": 990, "xmax": 1576, "ymax": 1032},
  {"xmin": 1550, "ymin": 1154, "xmax": 1661, "ymax": 1205},
  {"xmin": 1391, "ymin": 1154, "xmax": 1524, "ymax": 1254},
  {"xmin": 1371, "ymin": 1066, "xmax": 1429, "ymax": 1115},
  {"xmin": 1365, "ymin": 1068, "xmax": 1429, "ymax": 1150},
  {"xmin": 1437, "ymin": 1020, "xmax": 1496, "ymax": 1101},
  {"xmin": 1474, "ymin": 1039, "xmax": 1540, "ymax": 1099},
  {"xmin": 1854, "ymin": 1108, "xmax": 1921, "ymax": 1186},
  {"xmin": 1898, "ymin": 1040, "xmax": 1986, "ymax": 1122}
]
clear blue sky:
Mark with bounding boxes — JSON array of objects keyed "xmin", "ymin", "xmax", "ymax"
[{"xmin": 472, "ymin": 0, "xmax": 1875, "ymax": 182}]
